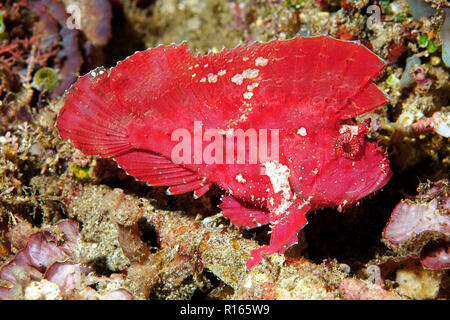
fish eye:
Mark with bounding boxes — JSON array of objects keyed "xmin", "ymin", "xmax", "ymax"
[
  {"xmin": 335, "ymin": 135, "xmax": 362, "ymax": 159},
  {"xmin": 341, "ymin": 141, "xmax": 354, "ymax": 154}
]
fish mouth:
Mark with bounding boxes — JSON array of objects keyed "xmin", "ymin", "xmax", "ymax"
[
  {"xmin": 345, "ymin": 167, "xmax": 392, "ymax": 202},
  {"xmin": 368, "ymin": 169, "xmax": 392, "ymax": 195}
]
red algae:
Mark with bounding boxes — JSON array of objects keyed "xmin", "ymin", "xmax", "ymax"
[{"xmin": 0, "ymin": 220, "xmax": 132, "ymax": 300}]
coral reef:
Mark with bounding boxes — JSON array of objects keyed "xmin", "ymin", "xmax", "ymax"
[
  {"xmin": 0, "ymin": 0, "xmax": 449, "ymax": 300},
  {"xmin": 21, "ymin": 181, "xmax": 405, "ymax": 300}
]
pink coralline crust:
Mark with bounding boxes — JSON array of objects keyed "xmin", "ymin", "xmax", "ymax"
[
  {"xmin": 0, "ymin": 221, "xmax": 78, "ymax": 286},
  {"xmin": 420, "ymin": 241, "xmax": 450, "ymax": 270},
  {"xmin": 44, "ymin": 262, "xmax": 90, "ymax": 292},
  {"xmin": 57, "ymin": 36, "xmax": 392, "ymax": 269},
  {"xmin": 383, "ymin": 180, "xmax": 450, "ymax": 270},
  {"xmin": 338, "ymin": 278, "xmax": 403, "ymax": 300},
  {"xmin": 0, "ymin": 221, "xmax": 79, "ymax": 299},
  {"xmin": 383, "ymin": 199, "xmax": 450, "ymax": 244},
  {"xmin": 0, "ymin": 221, "xmax": 132, "ymax": 300},
  {"xmin": 44, "ymin": 261, "xmax": 133, "ymax": 300}
]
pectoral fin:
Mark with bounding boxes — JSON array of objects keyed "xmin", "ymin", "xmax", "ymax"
[
  {"xmin": 247, "ymin": 198, "xmax": 310, "ymax": 269},
  {"xmin": 220, "ymin": 195, "xmax": 270, "ymax": 229}
]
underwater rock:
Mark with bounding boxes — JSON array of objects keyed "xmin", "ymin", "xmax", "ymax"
[{"xmin": 62, "ymin": 183, "xmax": 404, "ymax": 300}]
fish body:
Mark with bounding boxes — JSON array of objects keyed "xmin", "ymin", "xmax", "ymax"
[{"xmin": 57, "ymin": 36, "xmax": 392, "ymax": 268}]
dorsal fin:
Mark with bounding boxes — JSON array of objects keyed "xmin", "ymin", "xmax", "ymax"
[{"xmin": 58, "ymin": 37, "xmax": 387, "ymax": 162}]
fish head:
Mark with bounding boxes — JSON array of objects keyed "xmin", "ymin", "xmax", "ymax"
[{"xmin": 288, "ymin": 119, "xmax": 392, "ymax": 209}]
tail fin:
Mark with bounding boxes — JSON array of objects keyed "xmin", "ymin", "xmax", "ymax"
[{"xmin": 56, "ymin": 67, "xmax": 132, "ymax": 157}]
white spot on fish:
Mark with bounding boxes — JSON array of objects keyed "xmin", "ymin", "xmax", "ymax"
[
  {"xmin": 263, "ymin": 161, "xmax": 291, "ymax": 194},
  {"xmin": 242, "ymin": 68, "xmax": 260, "ymax": 79},
  {"xmin": 218, "ymin": 128, "xmax": 235, "ymax": 136},
  {"xmin": 297, "ymin": 127, "xmax": 307, "ymax": 136},
  {"xmin": 255, "ymin": 56, "xmax": 268, "ymax": 66},
  {"xmin": 247, "ymin": 83, "xmax": 259, "ymax": 91},
  {"xmin": 231, "ymin": 74, "xmax": 245, "ymax": 85},
  {"xmin": 207, "ymin": 73, "xmax": 218, "ymax": 83},
  {"xmin": 231, "ymin": 69, "xmax": 260, "ymax": 85},
  {"xmin": 263, "ymin": 160, "xmax": 295, "ymax": 217},
  {"xmin": 239, "ymin": 114, "xmax": 248, "ymax": 121},
  {"xmin": 243, "ymin": 92, "xmax": 254, "ymax": 100},
  {"xmin": 90, "ymin": 69, "xmax": 104, "ymax": 78},
  {"xmin": 235, "ymin": 173, "xmax": 247, "ymax": 183}
]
